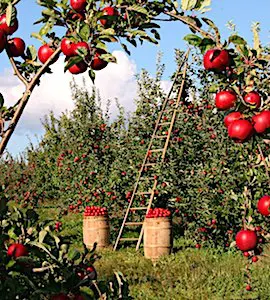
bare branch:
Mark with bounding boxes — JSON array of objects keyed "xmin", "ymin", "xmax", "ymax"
[{"xmin": 7, "ymin": 54, "xmax": 29, "ymax": 87}]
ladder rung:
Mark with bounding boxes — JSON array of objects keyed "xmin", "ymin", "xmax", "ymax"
[
  {"xmin": 120, "ymin": 238, "xmax": 139, "ymax": 241},
  {"xmin": 135, "ymin": 191, "xmax": 152, "ymax": 195},
  {"xmin": 153, "ymin": 135, "xmax": 167, "ymax": 139},
  {"xmin": 125, "ymin": 222, "xmax": 144, "ymax": 226},
  {"xmin": 144, "ymin": 163, "xmax": 157, "ymax": 167},
  {"xmin": 150, "ymin": 148, "xmax": 164, "ymax": 152},
  {"xmin": 140, "ymin": 177, "xmax": 155, "ymax": 180},
  {"xmin": 159, "ymin": 122, "xmax": 171, "ymax": 126},
  {"xmin": 130, "ymin": 207, "xmax": 148, "ymax": 210}
]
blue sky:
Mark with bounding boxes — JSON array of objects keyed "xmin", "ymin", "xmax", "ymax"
[{"xmin": 1, "ymin": 0, "xmax": 269, "ymax": 156}]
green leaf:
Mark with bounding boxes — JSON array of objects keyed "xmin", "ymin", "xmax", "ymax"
[
  {"xmin": 120, "ymin": 43, "xmax": 131, "ymax": 55},
  {"xmin": 181, "ymin": 0, "xmax": 198, "ymax": 11},
  {"xmin": 194, "ymin": 0, "xmax": 211, "ymax": 13},
  {"xmin": 64, "ymin": 56, "xmax": 83, "ymax": 72},
  {"xmin": 67, "ymin": 248, "xmax": 81, "ymax": 261},
  {"xmin": 79, "ymin": 24, "xmax": 90, "ymax": 41},
  {"xmin": 139, "ymin": 23, "xmax": 160, "ymax": 29},
  {"xmin": 31, "ymin": 32, "xmax": 45, "ymax": 43},
  {"xmin": 5, "ymin": 3, "xmax": 12, "ymax": 27},
  {"xmin": 100, "ymin": 53, "xmax": 117, "ymax": 63},
  {"xmin": 228, "ymin": 35, "xmax": 247, "ymax": 46},
  {"xmin": 39, "ymin": 230, "xmax": 47, "ymax": 243},
  {"xmin": 183, "ymin": 34, "xmax": 202, "ymax": 46},
  {"xmin": 129, "ymin": 5, "xmax": 148, "ymax": 15},
  {"xmin": 26, "ymin": 45, "xmax": 37, "ymax": 61}
]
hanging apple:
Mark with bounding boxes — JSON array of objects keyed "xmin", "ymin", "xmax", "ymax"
[
  {"xmin": 252, "ymin": 111, "xmax": 270, "ymax": 133},
  {"xmin": 70, "ymin": 0, "xmax": 87, "ymax": 12},
  {"xmin": 0, "ymin": 14, "xmax": 18, "ymax": 35},
  {"xmin": 0, "ymin": 29, "xmax": 6, "ymax": 53},
  {"xmin": 7, "ymin": 243, "xmax": 28, "ymax": 258},
  {"xmin": 100, "ymin": 6, "xmax": 119, "ymax": 27},
  {"xmin": 235, "ymin": 230, "xmax": 257, "ymax": 251},
  {"xmin": 244, "ymin": 91, "xmax": 261, "ymax": 108},
  {"xmin": 38, "ymin": 44, "xmax": 56, "ymax": 64},
  {"xmin": 61, "ymin": 38, "xmax": 74, "ymax": 56},
  {"xmin": 257, "ymin": 195, "xmax": 270, "ymax": 216},
  {"xmin": 224, "ymin": 112, "xmax": 243, "ymax": 128},
  {"xmin": 68, "ymin": 61, "xmax": 88, "ymax": 74},
  {"xmin": 228, "ymin": 119, "xmax": 253, "ymax": 142},
  {"xmin": 8, "ymin": 37, "xmax": 25, "ymax": 57},
  {"xmin": 215, "ymin": 91, "xmax": 237, "ymax": 110},
  {"xmin": 203, "ymin": 49, "xmax": 230, "ymax": 71},
  {"xmin": 91, "ymin": 49, "xmax": 108, "ymax": 70}
]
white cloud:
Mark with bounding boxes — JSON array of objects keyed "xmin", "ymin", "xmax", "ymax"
[{"xmin": 0, "ymin": 50, "xmax": 171, "ymax": 155}]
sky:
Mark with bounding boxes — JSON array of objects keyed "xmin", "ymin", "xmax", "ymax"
[{"xmin": 1, "ymin": 0, "xmax": 269, "ymax": 156}]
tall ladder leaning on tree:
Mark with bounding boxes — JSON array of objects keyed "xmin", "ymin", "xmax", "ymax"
[{"xmin": 113, "ymin": 49, "xmax": 190, "ymax": 251}]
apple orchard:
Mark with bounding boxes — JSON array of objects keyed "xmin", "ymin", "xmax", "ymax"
[{"xmin": 0, "ymin": 0, "xmax": 270, "ymax": 299}]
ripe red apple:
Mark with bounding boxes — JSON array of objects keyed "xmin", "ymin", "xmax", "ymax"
[
  {"xmin": 70, "ymin": 0, "xmax": 87, "ymax": 12},
  {"xmin": 203, "ymin": 49, "xmax": 230, "ymax": 71},
  {"xmin": 252, "ymin": 111, "xmax": 270, "ymax": 134},
  {"xmin": 69, "ymin": 61, "xmax": 88, "ymax": 74},
  {"xmin": 0, "ymin": 29, "xmax": 6, "ymax": 53},
  {"xmin": 8, "ymin": 37, "xmax": 25, "ymax": 57},
  {"xmin": 100, "ymin": 6, "xmax": 119, "ymax": 27},
  {"xmin": 61, "ymin": 38, "xmax": 74, "ymax": 56},
  {"xmin": 215, "ymin": 91, "xmax": 237, "ymax": 110},
  {"xmin": 50, "ymin": 294, "xmax": 69, "ymax": 300},
  {"xmin": 252, "ymin": 256, "xmax": 258, "ymax": 263},
  {"xmin": 38, "ymin": 44, "xmax": 55, "ymax": 64},
  {"xmin": 91, "ymin": 50, "xmax": 108, "ymax": 71},
  {"xmin": 228, "ymin": 119, "xmax": 253, "ymax": 142},
  {"xmin": 235, "ymin": 230, "xmax": 257, "ymax": 251},
  {"xmin": 244, "ymin": 91, "xmax": 261, "ymax": 108},
  {"xmin": 246, "ymin": 285, "xmax": 252, "ymax": 291},
  {"xmin": 257, "ymin": 195, "xmax": 270, "ymax": 216},
  {"xmin": 72, "ymin": 41, "xmax": 89, "ymax": 56},
  {"xmin": 224, "ymin": 112, "xmax": 243, "ymax": 128},
  {"xmin": 7, "ymin": 243, "xmax": 28, "ymax": 258},
  {"xmin": 0, "ymin": 14, "xmax": 18, "ymax": 35}
]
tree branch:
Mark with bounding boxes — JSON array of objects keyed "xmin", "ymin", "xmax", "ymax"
[
  {"xmin": 0, "ymin": 47, "xmax": 61, "ymax": 156},
  {"xmin": 164, "ymin": 11, "xmax": 215, "ymax": 41},
  {"xmin": 7, "ymin": 54, "xmax": 29, "ymax": 87}
]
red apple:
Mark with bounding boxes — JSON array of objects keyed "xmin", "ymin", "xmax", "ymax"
[
  {"xmin": 203, "ymin": 49, "xmax": 230, "ymax": 71},
  {"xmin": 91, "ymin": 50, "xmax": 108, "ymax": 70},
  {"xmin": 235, "ymin": 230, "xmax": 257, "ymax": 251},
  {"xmin": 66, "ymin": 10, "xmax": 85, "ymax": 21},
  {"xmin": 215, "ymin": 91, "xmax": 237, "ymax": 110},
  {"xmin": 72, "ymin": 41, "xmax": 89, "ymax": 56},
  {"xmin": 7, "ymin": 243, "xmax": 28, "ymax": 258},
  {"xmin": 0, "ymin": 29, "xmax": 6, "ymax": 53},
  {"xmin": 228, "ymin": 119, "xmax": 253, "ymax": 142},
  {"xmin": 100, "ymin": 6, "xmax": 119, "ymax": 27},
  {"xmin": 0, "ymin": 14, "xmax": 18, "ymax": 35},
  {"xmin": 61, "ymin": 38, "xmax": 74, "ymax": 56},
  {"xmin": 69, "ymin": 61, "xmax": 88, "ymax": 74},
  {"xmin": 257, "ymin": 195, "xmax": 270, "ymax": 216},
  {"xmin": 70, "ymin": 0, "xmax": 87, "ymax": 12},
  {"xmin": 224, "ymin": 112, "xmax": 243, "ymax": 128},
  {"xmin": 252, "ymin": 111, "xmax": 270, "ymax": 134},
  {"xmin": 8, "ymin": 37, "xmax": 25, "ymax": 57},
  {"xmin": 244, "ymin": 91, "xmax": 261, "ymax": 108},
  {"xmin": 38, "ymin": 44, "xmax": 55, "ymax": 64}
]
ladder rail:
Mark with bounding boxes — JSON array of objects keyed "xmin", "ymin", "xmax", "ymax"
[
  {"xmin": 135, "ymin": 57, "xmax": 190, "ymax": 251},
  {"xmin": 113, "ymin": 49, "xmax": 190, "ymax": 251}
]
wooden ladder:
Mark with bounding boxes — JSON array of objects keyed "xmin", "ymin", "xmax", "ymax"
[{"xmin": 113, "ymin": 50, "xmax": 190, "ymax": 251}]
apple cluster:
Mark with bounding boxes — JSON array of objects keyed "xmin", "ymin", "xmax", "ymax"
[
  {"xmin": 83, "ymin": 206, "xmax": 108, "ymax": 217},
  {"xmin": 0, "ymin": 11, "xmax": 25, "ymax": 57},
  {"xmin": 203, "ymin": 49, "xmax": 270, "ymax": 142},
  {"xmin": 146, "ymin": 208, "xmax": 171, "ymax": 218},
  {"xmin": 36, "ymin": 0, "xmax": 122, "ymax": 75}
]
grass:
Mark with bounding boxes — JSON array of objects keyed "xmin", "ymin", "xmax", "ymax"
[{"xmin": 36, "ymin": 206, "xmax": 270, "ymax": 300}]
